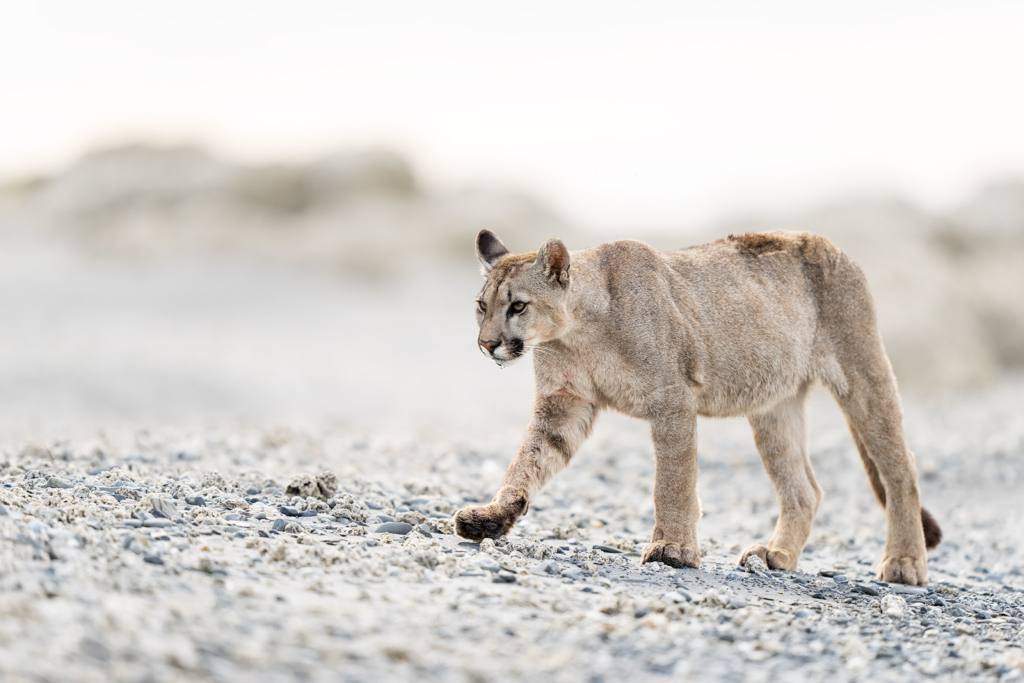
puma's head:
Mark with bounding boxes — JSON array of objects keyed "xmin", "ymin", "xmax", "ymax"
[{"xmin": 474, "ymin": 229, "xmax": 571, "ymax": 367}]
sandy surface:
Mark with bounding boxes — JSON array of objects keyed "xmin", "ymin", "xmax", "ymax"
[{"xmin": 2, "ymin": 380, "xmax": 1023, "ymax": 682}]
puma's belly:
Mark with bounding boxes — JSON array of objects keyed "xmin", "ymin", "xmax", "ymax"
[{"xmin": 691, "ymin": 311, "xmax": 818, "ymax": 417}]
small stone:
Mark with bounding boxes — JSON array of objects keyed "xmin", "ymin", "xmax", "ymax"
[
  {"xmin": 493, "ymin": 570, "xmax": 516, "ymax": 584},
  {"xmin": 299, "ymin": 510, "xmax": 318, "ymax": 517},
  {"xmin": 537, "ymin": 559, "xmax": 560, "ymax": 575},
  {"xmin": 201, "ymin": 471, "xmax": 228, "ymax": 491},
  {"xmin": 0, "ymin": 502, "xmax": 7, "ymax": 516},
  {"xmin": 280, "ymin": 507, "xmax": 301, "ymax": 517},
  {"xmin": 881, "ymin": 594, "xmax": 907, "ymax": 618},
  {"xmin": 375, "ymin": 522, "xmax": 413, "ymax": 535},
  {"xmin": 142, "ymin": 518, "xmax": 173, "ymax": 528},
  {"xmin": 954, "ymin": 623, "xmax": 975, "ymax": 635},
  {"xmin": 818, "ymin": 569, "xmax": 842, "ymax": 577},
  {"xmin": 726, "ymin": 572, "xmax": 747, "ymax": 581},
  {"xmin": 592, "ymin": 545, "xmax": 623, "ymax": 554},
  {"xmin": 285, "ymin": 474, "xmax": 317, "ymax": 499},
  {"xmin": 285, "ymin": 471, "xmax": 338, "ymax": 502},
  {"xmin": 222, "ymin": 498, "xmax": 249, "ymax": 510},
  {"xmin": 794, "ymin": 608, "xmax": 812, "ymax": 618},
  {"xmin": 888, "ymin": 583, "xmax": 928, "ymax": 595},
  {"xmin": 151, "ymin": 497, "xmax": 177, "ymax": 519},
  {"xmin": 315, "ymin": 472, "xmax": 338, "ymax": 500},
  {"xmin": 416, "ymin": 524, "xmax": 432, "ymax": 537},
  {"xmin": 44, "ymin": 476, "xmax": 73, "ymax": 489},
  {"xmin": 272, "ymin": 519, "xmax": 288, "ymax": 532},
  {"xmin": 185, "ymin": 496, "xmax": 206, "ymax": 507},
  {"xmin": 143, "ymin": 555, "xmax": 164, "ymax": 565},
  {"xmin": 743, "ymin": 554, "xmax": 769, "ymax": 574},
  {"xmin": 254, "ymin": 512, "xmax": 267, "ymax": 520},
  {"xmin": 852, "ymin": 584, "xmax": 881, "ymax": 596},
  {"xmin": 123, "ymin": 519, "xmax": 143, "ymax": 528},
  {"xmin": 976, "ymin": 610, "xmax": 992, "ymax": 620},
  {"xmin": 475, "ymin": 557, "xmax": 501, "ymax": 573}
]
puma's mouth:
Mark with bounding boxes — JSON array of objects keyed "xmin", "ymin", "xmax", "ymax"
[
  {"xmin": 488, "ymin": 338, "xmax": 526, "ymax": 366},
  {"xmin": 493, "ymin": 354, "xmax": 524, "ymax": 368}
]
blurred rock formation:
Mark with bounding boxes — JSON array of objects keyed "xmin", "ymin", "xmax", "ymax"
[
  {"xmin": 0, "ymin": 143, "xmax": 567, "ymax": 276},
  {"xmin": 1, "ymin": 144, "xmax": 1022, "ymax": 391}
]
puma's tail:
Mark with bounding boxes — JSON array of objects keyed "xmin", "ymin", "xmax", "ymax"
[{"xmin": 921, "ymin": 507, "xmax": 943, "ymax": 550}]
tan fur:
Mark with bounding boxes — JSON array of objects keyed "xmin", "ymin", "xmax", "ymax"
[{"xmin": 455, "ymin": 230, "xmax": 942, "ymax": 585}]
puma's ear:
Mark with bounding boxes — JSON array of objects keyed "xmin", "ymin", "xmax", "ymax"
[
  {"xmin": 476, "ymin": 229, "xmax": 510, "ymax": 273},
  {"xmin": 535, "ymin": 237, "xmax": 570, "ymax": 287}
]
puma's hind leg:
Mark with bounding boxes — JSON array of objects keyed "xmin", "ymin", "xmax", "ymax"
[
  {"xmin": 836, "ymin": 384, "xmax": 933, "ymax": 585},
  {"xmin": 739, "ymin": 387, "xmax": 822, "ymax": 572}
]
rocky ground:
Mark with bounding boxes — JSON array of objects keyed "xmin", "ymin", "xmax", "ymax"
[{"xmin": 1, "ymin": 380, "xmax": 1023, "ymax": 682}]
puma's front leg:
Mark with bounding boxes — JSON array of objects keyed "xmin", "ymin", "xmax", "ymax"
[
  {"xmin": 642, "ymin": 400, "xmax": 702, "ymax": 569},
  {"xmin": 455, "ymin": 392, "xmax": 596, "ymax": 542}
]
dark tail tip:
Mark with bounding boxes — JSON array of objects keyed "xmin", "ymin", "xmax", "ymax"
[{"xmin": 922, "ymin": 507, "xmax": 943, "ymax": 549}]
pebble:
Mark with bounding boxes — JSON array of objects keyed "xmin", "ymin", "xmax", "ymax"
[
  {"xmin": 592, "ymin": 545, "xmax": 623, "ymax": 554},
  {"xmin": 881, "ymin": 594, "xmax": 908, "ymax": 618},
  {"xmin": 0, "ymin": 502, "xmax": 7, "ymax": 516},
  {"xmin": 151, "ymin": 497, "xmax": 177, "ymax": 519},
  {"xmin": 280, "ymin": 507, "xmax": 301, "ymax": 517},
  {"xmin": 143, "ymin": 519, "xmax": 173, "ymax": 528},
  {"xmin": 852, "ymin": 584, "xmax": 880, "ymax": 596},
  {"xmin": 144, "ymin": 555, "xmax": 164, "ymax": 565},
  {"xmin": 185, "ymin": 496, "xmax": 206, "ymax": 507},
  {"xmin": 272, "ymin": 519, "xmax": 288, "ymax": 532},
  {"xmin": 536, "ymin": 559, "xmax": 560, "ymax": 575},
  {"xmin": 375, "ymin": 522, "xmax": 413, "ymax": 535},
  {"xmin": 493, "ymin": 570, "xmax": 517, "ymax": 584},
  {"xmin": 44, "ymin": 476, "xmax": 73, "ymax": 489},
  {"xmin": 743, "ymin": 554, "xmax": 769, "ymax": 574}
]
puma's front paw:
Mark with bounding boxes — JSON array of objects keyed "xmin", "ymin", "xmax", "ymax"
[
  {"xmin": 453, "ymin": 504, "xmax": 518, "ymax": 542},
  {"xmin": 641, "ymin": 540, "xmax": 701, "ymax": 569},
  {"xmin": 739, "ymin": 544, "xmax": 798, "ymax": 571},
  {"xmin": 878, "ymin": 554, "xmax": 929, "ymax": 586}
]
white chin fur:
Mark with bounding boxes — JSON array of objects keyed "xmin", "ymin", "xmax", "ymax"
[{"xmin": 493, "ymin": 355, "xmax": 524, "ymax": 368}]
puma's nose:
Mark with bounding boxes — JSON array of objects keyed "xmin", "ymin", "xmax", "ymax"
[{"xmin": 480, "ymin": 339, "xmax": 501, "ymax": 354}]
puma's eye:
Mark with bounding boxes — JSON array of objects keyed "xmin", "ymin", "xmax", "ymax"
[
  {"xmin": 477, "ymin": 301, "xmax": 486, "ymax": 313},
  {"xmin": 510, "ymin": 301, "xmax": 527, "ymax": 314}
]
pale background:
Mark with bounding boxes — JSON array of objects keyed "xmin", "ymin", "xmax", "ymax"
[{"xmin": 1, "ymin": 0, "xmax": 1023, "ymax": 434}]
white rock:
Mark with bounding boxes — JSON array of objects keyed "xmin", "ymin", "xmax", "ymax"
[{"xmin": 881, "ymin": 594, "xmax": 907, "ymax": 618}]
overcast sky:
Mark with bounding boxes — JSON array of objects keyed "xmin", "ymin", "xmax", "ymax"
[{"xmin": 3, "ymin": 1, "xmax": 1024, "ymax": 231}]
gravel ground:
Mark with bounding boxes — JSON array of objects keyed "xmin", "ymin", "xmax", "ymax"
[{"xmin": 2, "ymin": 379, "xmax": 1023, "ymax": 682}]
